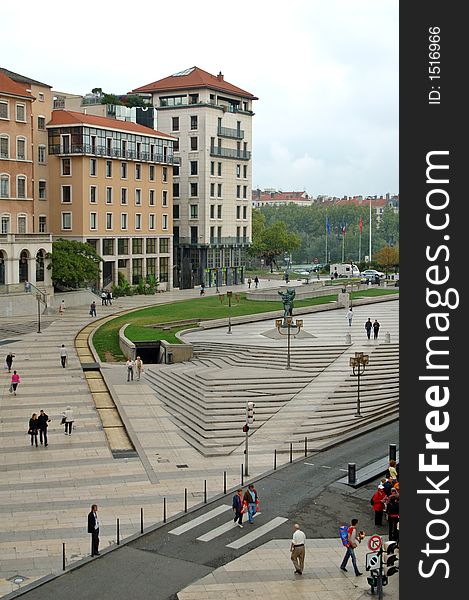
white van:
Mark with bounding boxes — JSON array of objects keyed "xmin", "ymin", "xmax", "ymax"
[{"xmin": 330, "ymin": 263, "xmax": 361, "ymax": 278}]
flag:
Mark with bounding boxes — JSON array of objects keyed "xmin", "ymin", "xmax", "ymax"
[
  {"xmin": 359, "ymin": 216, "xmax": 363, "ymax": 234},
  {"xmin": 326, "ymin": 216, "xmax": 331, "ymax": 235}
]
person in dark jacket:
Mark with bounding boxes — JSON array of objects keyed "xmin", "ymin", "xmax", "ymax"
[
  {"xmin": 365, "ymin": 318, "xmax": 373, "ymax": 339},
  {"xmin": 373, "ymin": 319, "xmax": 380, "ymax": 339},
  {"xmin": 87, "ymin": 504, "xmax": 100, "ymax": 556},
  {"xmin": 385, "ymin": 489, "xmax": 399, "ymax": 543},
  {"xmin": 371, "ymin": 484, "xmax": 387, "ymax": 525},
  {"xmin": 243, "ymin": 484, "xmax": 259, "ymax": 524},
  {"xmin": 28, "ymin": 413, "xmax": 39, "ymax": 447},
  {"xmin": 382, "ymin": 476, "xmax": 393, "ymax": 496},
  {"xmin": 232, "ymin": 488, "xmax": 244, "ymax": 527},
  {"xmin": 5, "ymin": 352, "xmax": 15, "ymax": 373},
  {"xmin": 37, "ymin": 410, "xmax": 50, "ymax": 446}
]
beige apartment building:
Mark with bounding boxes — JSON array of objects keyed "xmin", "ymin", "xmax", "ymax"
[
  {"xmin": 131, "ymin": 67, "xmax": 257, "ymax": 289},
  {"xmin": 47, "ymin": 110, "xmax": 175, "ymax": 290},
  {"xmin": 0, "ymin": 69, "xmax": 53, "ymax": 292}
]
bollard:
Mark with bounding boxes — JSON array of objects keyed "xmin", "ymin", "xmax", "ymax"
[
  {"xmin": 184, "ymin": 488, "xmax": 188, "ymax": 513},
  {"xmin": 348, "ymin": 463, "xmax": 357, "ymax": 485},
  {"xmin": 204, "ymin": 479, "xmax": 207, "ymax": 503},
  {"xmin": 389, "ymin": 444, "xmax": 397, "ymax": 462},
  {"xmin": 223, "ymin": 471, "xmax": 227, "ymax": 495},
  {"xmin": 304, "ymin": 436, "xmax": 308, "ymax": 457},
  {"xmin": 289, "ymin": 442, "xmax": 293, "ymax": 463},
  {"xmin": 117, "ymin": 518, "xmax": 120, "ymax": 545},
  {"xmin": 241, "ymin": 464, "xmax": 244, "ymax": 486},
  {"xmin": 345, "ymin": 332, "xmax": 352, "ymax": 345},
  {"xmin": 140, "ymin": 507, "xmax": 144, "ymax": 534},
  {"xmin": 274, "ymin": 449, "xmax": 277, "ymax": 470},
  {"xmin": 62, "ymin": 542, "xmax": 66, "ymax": 571},
  {"xmin": 385, "ymin": 331, "xmax": 391, "ymax": 343},
  {"xmin": 163, "ymin": 497, "xmax": 167, "ymax": 523}
]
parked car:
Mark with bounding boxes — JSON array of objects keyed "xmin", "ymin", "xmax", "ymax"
[{"xmin": 361, "ymin": 269, "xmax": 385, "ymax": 278}]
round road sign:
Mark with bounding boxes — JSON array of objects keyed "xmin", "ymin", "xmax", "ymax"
[{"xmin": 368, "ymin": 534, "xmax": 382, "ymax": 551}]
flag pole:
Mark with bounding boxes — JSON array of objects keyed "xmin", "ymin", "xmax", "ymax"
[
  {"xmin": 325, "ymin": 216, "xmax": 328, "ymax": 265},
  {"xmin": 342, "ymin": 229, "xmax": 345, "ymax": 262},
  {"xmin": 358, "ymin": 229, "xmax": 362, "ymax": 263},
  {"xmin": 369, "ymin": 198, "xmax": 372, "ymax": 263}
]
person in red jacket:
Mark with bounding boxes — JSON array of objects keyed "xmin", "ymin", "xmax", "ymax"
[{"xmin": 371, "ymin": 484, "xmax": 387, "ymax": 525}]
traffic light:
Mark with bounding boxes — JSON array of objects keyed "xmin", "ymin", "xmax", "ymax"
[
  {"xmin": 384, "ymin": 541, "xmax": 399, "ymax": 577},
  {"xmin": 242, "ymin": 424, "xmax": 249, "ymax": 433},
  {"xmin": 367, "ymin": 569, "xmax": 388, "ymax": 593},
  {"xmin": 247, "ymin": 402, "xmax": 255, "ymax": 425}
]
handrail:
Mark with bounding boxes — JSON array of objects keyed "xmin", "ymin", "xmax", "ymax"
[{"xmin": 25, "ymin": 281, "xmax": 47, "ymax": 305}]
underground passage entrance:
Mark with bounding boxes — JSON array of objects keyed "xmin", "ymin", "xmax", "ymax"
[{"xmin": 133, "ymin": 341, "xmax": 161, "ymax": 364}]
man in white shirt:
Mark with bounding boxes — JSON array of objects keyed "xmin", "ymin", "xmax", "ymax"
[
  {"xmin": 290, "ymin": 523, "xmax": 306, "ymax": 574},
  {"xmin": 347, "ymin": 307, "xmax": 353, "ymax": 326},
  {"xmin": 60, "ymin": 344, "xmax": 68, "ymax": 368},
  {"xmin": 126, "ymin": 358, "xmax": 135, "ymax": 381}
]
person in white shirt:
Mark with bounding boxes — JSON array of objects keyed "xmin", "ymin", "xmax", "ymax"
[
  {"xmin": 135, "ymin": 356, "xmax": 144, "ymax": 380},
  {"xmin": 290, "ymin": 523, "xmax": 306, "ymax": 574},
  {"xmin": 126, "ymin": 358, "xmax": 135, "ymax": 381},
  {"xmin": 346, "ymin": 307, "xmax": 353, "ymax": 326},
  {"xmin": 60, "ymin": 344, "xmax": 68, "ymax": 368},
  {"xmin": 62, "ymin": 406, "xmax": 74, "ymax": 435}
]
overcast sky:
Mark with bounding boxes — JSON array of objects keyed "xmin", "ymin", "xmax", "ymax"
[{"xmin": 2, "ymin": 0, "xmax": 398, "ymax": 197}]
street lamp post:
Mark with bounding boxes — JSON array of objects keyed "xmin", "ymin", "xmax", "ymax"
[
  {"xmin": 219, "ymin": 291, "xmax": 240, "ymax": 334},
  {"xmin": 36, "ymin": 293, "xmax": 42, "ymax": 334},
  {"xmin": 275, "ymin": 317, "xmax": 303, "ymax": 369},
  {"xmin": 349, "ymin": 351, "xmax": 369, "ymax": 417},
  {"xmin": 244, "ymin": 401, "xmax": 254, "ymax": 476}
]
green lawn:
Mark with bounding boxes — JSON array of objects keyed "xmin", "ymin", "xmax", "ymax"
[{"xmin": 92, "ymin": 288, "xmax": 398, "ymax": 362}]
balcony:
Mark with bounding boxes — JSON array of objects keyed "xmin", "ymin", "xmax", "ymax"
[
  {"xmin": 217, "ymin": 126, "xmax": 244, "ymax": 140},
  {"xmin": 209, "ymin": 236, "xmax": 249, "ymax": 246},
  {"xmin": 210, "ymin": 146, "xmax": 250, "ymax": 161},
  {"xmin": 48, "ymin": 144, "xmax": 177, "ymax": 165}
]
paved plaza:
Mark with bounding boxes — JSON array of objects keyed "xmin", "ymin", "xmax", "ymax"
[{"xmin": 0, "ymin": 281, "xmax": 398, "ymax": 598}]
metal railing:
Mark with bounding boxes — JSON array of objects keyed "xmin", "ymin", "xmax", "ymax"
[
  {"xmin": 210, "ymin": 146, "xmax": 250, "ymax": 160},
  {"xmin": 217, "ymin": 126, "xmax": 244, "ymax": 140},
  {"xmin": 48, "ymin": 144, "xmax": 177, "ymax": 165}
]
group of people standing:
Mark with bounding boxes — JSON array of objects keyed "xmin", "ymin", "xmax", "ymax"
[
  {"xmin": 370, "ymin": 459, "xmax": 400, "ymax": 542},
  {"xmin": 101, "ymin": 290, "xmax": 113, "ymax": 306},
  {"xmin": 246, "ymin": 276, "xmax": 259, "ymax": 289},
  {"xmin": 345, "ymin": 310, "xmax": 381, "ymax": 340},
  {"xmin": 28, "ymin": 407, "xmax": 75, "ymax": 447},
  {"xmin": 125, "ymin": 356, "xmax": 144, "ymax": 381}
]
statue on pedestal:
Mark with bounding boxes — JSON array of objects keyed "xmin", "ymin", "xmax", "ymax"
[{"xmin": 278, "ymin": 287, "xmax": 296, "ymax": 323}]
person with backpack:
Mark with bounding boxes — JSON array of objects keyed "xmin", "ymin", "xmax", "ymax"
[
  {"xmin": 371, "ymin": 483, "xmax": 387, "ymax": 526},
  {"xmin": 340, "ymin": 518, "xmax": 363, "ymax": 576}
]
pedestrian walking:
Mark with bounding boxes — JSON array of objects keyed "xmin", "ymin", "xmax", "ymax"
[
  {"xmin": 364, "ymin": 318, "xmax": 372, "ymax": 340},
  {"xmin": 247, "ymin": 277, "xmax": 252, "ymax": 289},
  {"xmin": 371, "ymin": 484, "xmax": 387, "ymax": 526},
  {"xmin": 28, "ymin": 413, "xmax": 39, "ymax": 447},
  {"xmin": 37, "ymin": 409, "xmax": 51, "ymax": 446},
  {"xmin": 340, "ymin": 518, "xmax": 363, "ymax": 576},
  {"xmin": 254, "ymin": 276, "xmax": 259, "ymax": 288},
  {"xmin": 346, "ymin": 307, "xmax": 353, "ymax": 326},
  {"xmin": 87, "ymin": 504, "xmax": 100, "ymax": 556},
  {"xmin": 107, "ymin": 291, "xmax": 112, "ymax": 306},
  {"xmin": 101, "ymin": 291, "xmax": 107, "ymax": 306},
  {"xmin": 60, "ymin": 344, "xmax": 68, "ymax": 368},
  {"xmin": 135, "ymin": 356, "xmax": 144, "ymax": 380},
  {"xmin": 89, "ymin": 301, "xmax": 97, "ymax": 317},
  {"xmin": 232, "ymin": 488, "xmax": 244, "ymax": 528},
  {"xmin": 5, "ymin": 351, "xmax": 15, "ymax": 373},
  {"xmin": 290, "ymin": 523, "xmax": 306, "ymax": 575},
  {"xmin": 387, "ymin": 459, "xmax": 398, "ymax": 481},
  {"xmin": 243, "ymin": 484, "xmax": 259, "ymax": 524},
  {"xmin": 58, "ymin": 299, "xmax": 65, "ymax": 315},
  {"xmin": 10, "ymin": 370, "xmax": 20, "ymax": 395},
  {"xmin": 200, "ymin": 282, "xmax": 205, "ymax": 295},
  {"xmin": 62, "ymin": 406, "xmax": 74, "ymax": 435},
  {"xmin": 373, "ymin": 319, "xmax": 380, "ymax": 339},
  {"xmin": 126, "ymin": 358, "xmax": 135, "ymax": 381}
]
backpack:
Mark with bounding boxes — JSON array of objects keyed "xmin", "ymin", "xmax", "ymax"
[
  {"xmin": 339, "ymin": 524, "xmax": 349, "ymax": 546},
  {"xmin": 370, "ymin": 496, "xmax": 374, "ymax": 506}
]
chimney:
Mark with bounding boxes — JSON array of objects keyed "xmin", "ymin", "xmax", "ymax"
[{"xmin": 217, "ymin": 71, "xmax": 224, "ymax": 81}]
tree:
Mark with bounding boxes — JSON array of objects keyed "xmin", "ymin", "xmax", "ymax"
[
  {"xmin": 249, "ymin": 219, "xmax": 301, "ymax": 272},
  {"xmin": 47, "ymin": 239, "xmax": 102, "ymax": 289},
  {"xmin": 373, "ymin": 245, "xmax": 399, "ymax": 274}
]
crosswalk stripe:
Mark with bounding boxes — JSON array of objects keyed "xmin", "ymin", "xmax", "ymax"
[
  {"xmin": 226, "ymin": 516, "xmax": 288, "ymax": 549},
  {"xmin": 196, "ymin": 512, "xmax": 261, "ymax": 542},
  {"xmin": 169, "ymin": 504, "xmax": 232, "ymax": 535}
]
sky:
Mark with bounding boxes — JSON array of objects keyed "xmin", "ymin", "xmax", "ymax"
[{"xmin": 1, "ymin": 0, "xmax": 398, "ymax": 198}]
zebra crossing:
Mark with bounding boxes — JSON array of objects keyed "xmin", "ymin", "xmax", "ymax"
[{"xmin": 168, "ymin": 503, "xmax": 288, "ymax": 549}]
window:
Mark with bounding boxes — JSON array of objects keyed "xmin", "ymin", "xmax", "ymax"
[
  {"xmin": 1, "ymin": 175, "xmax": 10, "ymax": 198},
  {"xmin": 106, "ymin": 160, "xmax": 112, "ymax": 177},
  {"xmin": 61, "ymin": 212, "xmax": 72, "ymax": 230},
  {"xmin": 1, "ymin": 215, "xmax": 10, "ymax": 233},
  {"xmin": 243, "ymin": 164, "xmax": 247, "ymax": 178},
  {"xmin": 16, "ymin": 104, "xmax": 26, "ymax": 122},
  {"xmin": 38, "ymin": 93, "xmax": 44, "ymax": 102},
  {"xmin": 217, "ymin": 205, "xmax": 222, "ymax": 219},
  {"xmin": 106, "ymin": 213, "xmax": 113, "ymax": 230},
  {"xmin": 61, "ymin": 185, "xmax": 71, "ymax": 203},
  {"xmin": 135, "ymin": 189, "xmax": 142, "ymax": 205},
  {"xmin": 135, "ymin": 213, "xmax": 142, "ymax": 230},
  {"xmin": 173, "ymin": 139, "xmax": 179, "ymax": 152},
  {"xmin": 189, "ymin": 93, "xmax": 199, "ymax": 104},
  {"xmin": 0, "ymin": 136, "xmax": 8, "ymax": 158},
  {"xmin": 132, "ymin": 238, "xmax": 143, "ymax": 254},
  {"xmin": 243, "ymin": 226, "xmax": 247, "ymax": 240},
  {"xmin": 91, "ymin": 135, "xmax": 97, "ymax": 153},
  {"xmin": 210, "ymin": 161, "xmax": 215, "ymax": 176},
  {"xmin": 162, "ymin": 167, "xmax": 168, "ymax": 182},
  {"xmin": 135, "ymin": 164, "xmax": 142, "ymax": 180},
  {"xmin": 210, "ymin": 226, "xmax": 215, "ymax": 242},
  {"xmin": 210, "ymin": 183, "xmax": 215, "ymax": 197},
  {"xmin": 236, "ymin": 205, "xmax": 241, "ymax": 219},
  {"xmin": 162, "ymin": 190, "xmax": 168, "ymax": 206},
  {"xmin": 61, "ymin": 158, "xmax": 71, "ymax": 176},
  {"xmin": 236, "ymin": 164, "xmax": 241, "ymax": 178},
  {"xmin": 236, "ymin": 185, "xmax": 241, "ymax": 198},
  {"xmin": 39, "ymin": 216, "xmax": 46, "ymax": 233},
  {"xmin": 243, "ymin": 205, "xmax": 247, "ymax": 219},
  {"xmin": 38, "ymin": 145, "xmax": 46, "ymax": 164},
  {"xmin": 121, "ymin": 213, "xmax": 128, "ymax": 230},
  {"xmin": 90, "ymin": 213, "xmax": 97, "ymax": 230},
  {"xmin": 173, "ymin": 204, "xmax": 180, "ymax": 219},
  {"xmin": 190, "ymin": 204, "xmax": 198, "ymax": 219},
  {"xmin": 159, "ymin": 257, "xmax": 169, "ymax": 282},
  {"xmin": 172, "ymin": 117, "xmax": 179, "ymax": 131},
  {"xmin": 132, "ymin": 258, "xmax": 143, "ymax": 284},
  {"xmin": 160, "ymin": 238, "xmax": 169, "ymax": 253},
  {"xmin": 121, "ymin": 162, "xmax": 127, "ymax": 179},
  {"xmin": 190, "ymin": 115, "xmax": 198, "ymax": 130},
  {"xmin": 17, "ymin": 176, "xmax": 26, "ymax": 198},
  {"xmin": 146, "ymin": 238, "xmax": 156, "ymax": 253},
  {"xmin": 190, "ymin": 160, "xmax": 198, "ymax": 175},
  {"xmin": 173, "ymin": 164, "xmax": 179, "ymax": 176},
  {"xmin": 121, "ymin": 188, "xmax": 128, "ymax": 205},
  {"xmin": 190, "ymin": 137, "xmax": 198, "ymax": 151},
  {"xmin": 149, "ymin": 214, "xmax": 155, "ymax": 230},
  {"xmin": 210, "ymin": 205, "xmax": 215, "ymax": 219},
  {"xmin": 149, "ymin": 190, "xmax": 155, "ymax": 206},
  {"xmin": 106, "ymin": 138, "xmax": 112, "ymax": 155},
  {"xmin": 90, "ymin": 186, "xmax": 97, "ymax": 203},
  {"xmin": 149, "ymin": 165, "xmax": 155, "ymax": 181},
  {"xmin": 146, "ymin": 257, "xmax": 156, "ymax": 276},
  {"xmin": 162, "ymin": 214, "xmax": 168, "ymax": 230},
  {"xmin": 217, "ymin": 162, "xmax": 222, "ymax": 176},
  {"xmin": 150, "ymin": 144, "xmax": 155, "ymax": 160},
  {"xmin": 106, "ymin": 187, "xmax": 113, "ymax": 204},
  {"xmin": 190, "ymin": 182, "xmax": 198, "ymax": 197},
  {"xmin": 0, "ymin": 101, "xmax": 8, "ymax": 120},
  {"xmin": 217, "ymin": 183, "xmax": 222, "ymax": 198},
  {"xmin": 103, "ymin": 238, "xmax": 114, "ymax": 255},
  {"xmin": 118, "ymin": 238, "xmax": 129, "ymax": 254},
  {"xmin": 190, "ymin": 226, "xmax": 198, "ymax": 243},
  {"xmin": 18, "ymin": 215, "xmax": 27, "ymax": 234},
  {"xmin": 16, "ymin": 137, "xmax": 25, "ymax": 160},
  {"xmin": 121, "ymin": 140, "xmax": 127, "ymax": 156},
  {"xmin": 61, "ymin": 134, "xmax": 70, "ymax": 153},
  {"xmin": 38, "ymin": 116, "xmax": 46, "ymax": 130},
  {"xmin": 173, "ymin": 182, "xmax": 180, "ymax": 197},
  {"xmin": 39, "ymin": 180, "xmax": 47, "ymax": 199},
  {"xmin": 136, "ymin": 142, "xmax": 141, "ymax": 159},
  {"xmin": 243, "ymin": 185, "xmax": 247, "ymax": 199},
  {"xmin": 90, "ymin": 159, "xmax": 97, "ymax": 176}
]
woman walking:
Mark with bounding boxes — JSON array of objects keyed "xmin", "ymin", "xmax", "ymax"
[
  {"xmin": 10, "ymin": 370, "xmax": 20, "ymax": 395},
  {"xmin": 135, "ymin": 356, "xmax": 144, "ymax": 381},
  {"xmin": 28, "ymin": 413, "xmax": 39, "ymax": 447},
  {"xmin": 59, "ymin": 299, "xmax": 65, "ymax": 315},
  {"xmin": 5, "ymin": 352, "xmax": 15, "ymax": 373},
  {"xmin": 62, "ymin": 406, "xmax": 74, "ymax": 435}
]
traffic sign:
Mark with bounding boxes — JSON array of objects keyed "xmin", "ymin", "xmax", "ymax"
[
  {"xmin": 368, "ymin": 534, "xmax": 382, "ymax": 551},
  {"xmin": 366, "ymin": 551, "xmax": 380, "ymax": 571}
]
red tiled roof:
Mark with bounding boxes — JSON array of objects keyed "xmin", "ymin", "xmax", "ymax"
[
  {"xmin": 130, "ymin": 66, "xmax": 258, "ymax": 99},
  {"xmin": 47, "ymin": 110, "xmax": 176, "ymax": 139},
  {"xmin": 0, "ymin": 71, "xmax": 34, "ymax": 99}
]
